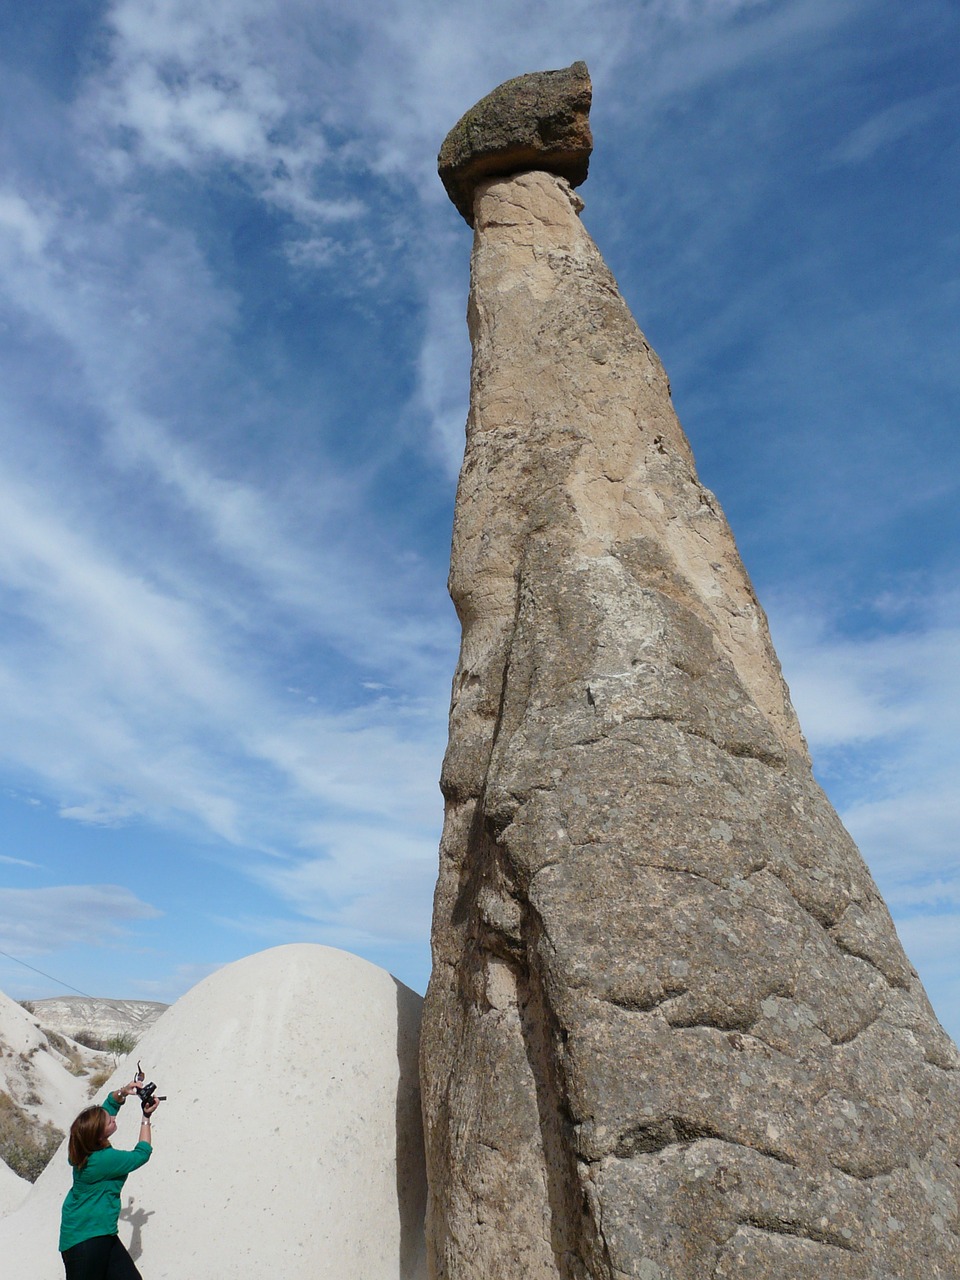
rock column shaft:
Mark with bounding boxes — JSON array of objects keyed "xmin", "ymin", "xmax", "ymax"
[{"xmin": 422, "ymin": 74, "xmax": 960, "ymax": 1280}]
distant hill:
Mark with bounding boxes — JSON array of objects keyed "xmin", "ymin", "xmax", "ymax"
[{"xmin": 24, "ymin": 998, "xmax": 167, "ymax": 1047}]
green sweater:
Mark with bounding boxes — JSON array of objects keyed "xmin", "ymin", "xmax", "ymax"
[{"xmin": 59, "ymin": 1093, "xmax": 152, "ymax": 1253}]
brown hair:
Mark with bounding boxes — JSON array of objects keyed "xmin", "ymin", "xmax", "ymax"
[{"xmin": 68, "ymin": 1106, "xmax": 109, "ymax": 1170}]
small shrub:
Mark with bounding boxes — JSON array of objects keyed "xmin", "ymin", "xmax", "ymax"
[
  {"xmin": 18, "ymin": 1001, "xmax": 35, "ymax": 1015},
  {"xmin": 0, "ymin": 1091, "xmax": 64, "ymax": 1182},
  {"xmin": 105, "ymin": 1033, "xmax": 137, "ymax": 1057},
  {"xmin": 72, "ymin": 1030, "xmax": 107, "ymax": 1051}
]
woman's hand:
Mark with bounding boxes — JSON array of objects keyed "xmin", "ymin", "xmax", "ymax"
[
  {"xmin": 120, "ymin": 1080, "xmax": 141, "ymax": 1098},
  {"xmin": 142, "ymin": 1098, "xmax": 160, "ymax": 1118}
]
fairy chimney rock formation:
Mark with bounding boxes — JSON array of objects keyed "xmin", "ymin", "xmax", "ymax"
[
  {"xmin": 421, "ymin": 63, "xmax": 960, "ymax": 1280},
  {"xmin": 438, "ymin": 60, "xmax": 592, "ymax": 224}
]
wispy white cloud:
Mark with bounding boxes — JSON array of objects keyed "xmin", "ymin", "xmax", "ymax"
[
  {"xmin": 104, "ymin": 406, "xmax": 452, "ymax": 676},
  {"xmin": 0, "ymin": 886, "xmax": 161, "ymax": 955},
  {"xmin": 845, "ymin": 789, "xmax": 960, "ymax": 909},
  {"xmin": 831, "ymin": 89, "xmax": 954, "ymax": 166},
  {"xmin": 770, "ymin": 584, "xmax": 960, "ymax": 915},
  {"xmin": 250, "ymin": 822, "xmax": 436, "ymax": 945},
  {"xmin": 603, "ymin": 0, "xmax": 865, "ymax": 112},
  {"xmin": 86, "ymin": 0, "xmax": 362, "ymax": 234},
  {"xmin": 0, "ymin": 192, "xmax": 52, "ymax": 258},
  {"xmin": 0, "ymin": 456, "xmax": 446, "ymax": 852},
  {"xmin": 80, "ymin": 0, "xmax": 640, "ymax": 266},
  {"xmin": 0, "ymin": 42, "xmax": 455, "ymax": 963},
  {"xmin": 73, "ymin": 0, "xmax": 862, "ymax": 491},
  {"xmin": 0, "ymin": 170, "xmax": 453, "ymax": 678},
  {"xmin": 412, "ymin": 280, "xmax": 470, "ymax": 476},
  {"xmin": 771, "ymin": 598, "xmax": 959, "ymax": 751}
]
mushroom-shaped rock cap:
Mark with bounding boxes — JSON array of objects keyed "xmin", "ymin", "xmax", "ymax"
[{"xmin": 438, "ymin": 61, "xmax": 592, "ymax": 225}]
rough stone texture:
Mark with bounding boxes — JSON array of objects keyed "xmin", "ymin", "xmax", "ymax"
[
  {"xmin": 438, "ymin": 62, "xmax": 591, "ymax": 225},
  {"xmin": 421, "ymin": 163, "xmax": 960, "ymax": 1278}
]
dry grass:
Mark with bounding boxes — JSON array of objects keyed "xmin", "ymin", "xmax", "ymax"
[
  {"xmin": 39, "ymin": 1029, "xmax": 91, "ymax": 1076},
  {"xmin": 0, "ymin": 1091, "xmax": 64, "ymax": 1182},
  {"xmin": 87, "ymin": 1068, "xmax": 113, "ymax": 1096}
]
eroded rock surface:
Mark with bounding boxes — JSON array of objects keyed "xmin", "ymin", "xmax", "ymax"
[
  {"xmin": 421, "ymin": 74, "xmax": 960, "ymax": 1280},
  {"xmin": 438, "ymin": 61, "xmax": 591, "ymax": 224}
]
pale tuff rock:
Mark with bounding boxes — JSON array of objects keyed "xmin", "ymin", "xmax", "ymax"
[
  {"xmin": 0, "ymin": 988, "xmax": 97, "ymax": 1153},
  {"xmin": 421, "ymin": 72, "xmax": 960, "ymax": 1280},
  {"xmin": 0, "ymin": 946, "xmax": 427, "ymax": 1279},
  {"xmin": 0, "ymin": 1156, "xmax": 29, "ymax": 1215},
  {"xmin": 438, "ymin": 62, "xmax": 592, "ymax": 224}
]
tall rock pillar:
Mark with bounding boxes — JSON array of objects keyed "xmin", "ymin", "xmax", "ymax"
[{"xmin": 421, "ymin": 64, "xmax": 960, "ymax": 1280}]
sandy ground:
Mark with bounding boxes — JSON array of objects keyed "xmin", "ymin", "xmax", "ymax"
[{"xmin": 0, "ymin": 944, "xmax": 427, "ymax": 1279}]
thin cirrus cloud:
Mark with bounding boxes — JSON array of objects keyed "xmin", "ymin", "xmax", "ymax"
[
  {"xmin": 80, "ymin": 0, "xmax": 729, "ymax": 219},
  {"xmin": 830, "ymin": 89, "xmax": 956, "ymax": 167},
  {"xmin": 0, "ymin": 193, "xmax": 52, "ymax": 258},
  {"xmin": 0, "ymin": 886, "xmax": 161, "ymax": 956},
  {"xmin": 769, "ymin": 587, "xmax": 960, "ymax": 930},
  {"xmin": 72, "ymin": 0, "xmax": 851, "ymax": 482},
  {"xmin": 0, "ymin": 11, "xmax": 455, "ymax": 982},
  {"xmin": 103, "ymin": 408, "xmax": 454, "ymax": 680},
  {"xmin": 0, "ymin": 461, "xmax": 445, "ymax": 849},
  {"xmin": 248, "ymin": 823, "xmax": 437, "ymax": 944},
  {"xmin": 0, "ymin": 166, "xmax": 452, "ymax": 686},
  {"xmin": 770, "ymin": 602, "xmax": 959, "ymax": 750},
  {"xmin": 0, "ymin": 472, "xmax": 256, "ymax": 839},
  {"xmin": 78, "ymin": 0, "xmax": 364, "ymax": 282}
]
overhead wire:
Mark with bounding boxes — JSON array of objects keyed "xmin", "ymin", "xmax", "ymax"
[{"xmin": 0, "ymin": 946, "xmax": 94, "ymax": 998}]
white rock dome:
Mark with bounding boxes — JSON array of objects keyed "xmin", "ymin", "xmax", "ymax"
[
  {"xmin": 0, "ymin": 944, "xmax": 427, "ymax": 1279},
  {"xmin": 0, "ymin": 1157, "xmax": 29, "ymax": 1217}
]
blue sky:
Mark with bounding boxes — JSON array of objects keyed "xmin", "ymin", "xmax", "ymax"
[{"xmin": 0, "ymin": 0, "xmax": 957, "ymax": 1036}]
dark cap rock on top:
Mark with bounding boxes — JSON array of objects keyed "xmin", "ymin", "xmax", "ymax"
[{"xmin": 438, "ymin": 61, "xmax": 593, "ymax": 224}]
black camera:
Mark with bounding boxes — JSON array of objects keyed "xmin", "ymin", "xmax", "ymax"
[
  {"xmin": 135, "ymin": 1080, "xmax": 166, "ymax": 1109},
  {"xmin": 134, "ymin": 1061, "xmax": 167, "ymax": 1111}
]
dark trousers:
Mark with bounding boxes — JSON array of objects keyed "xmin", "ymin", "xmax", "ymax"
[{"xmin": 62, "ymin": 1234, "xmax": 142, "ymax": 1280}]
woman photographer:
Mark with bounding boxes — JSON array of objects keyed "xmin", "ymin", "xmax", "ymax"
[{"xmin": 59, "ymin": 1079, "xmax": 160, "ymax": 1279}]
